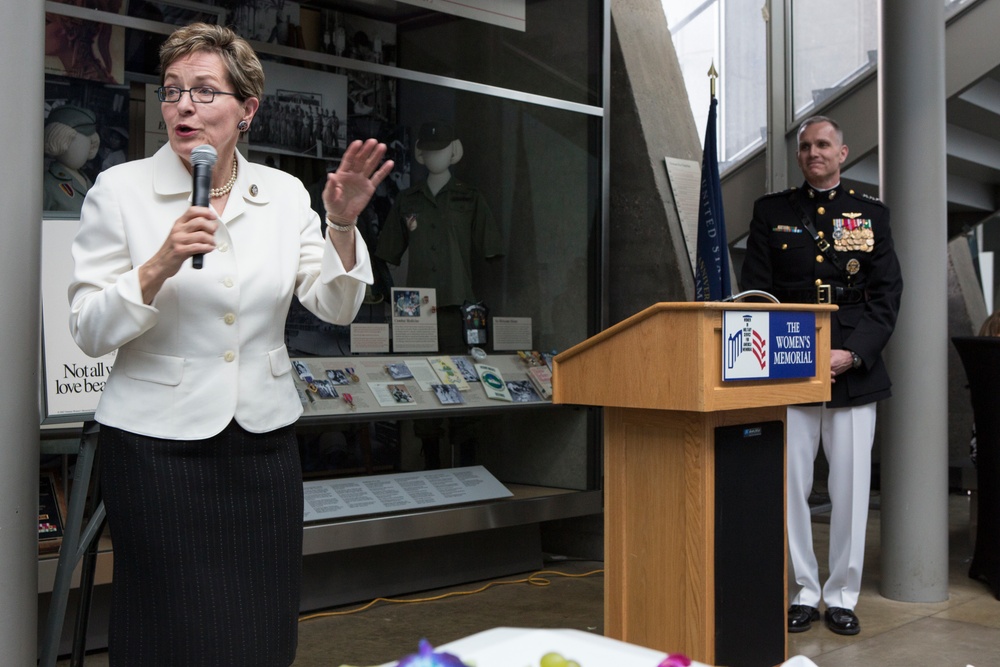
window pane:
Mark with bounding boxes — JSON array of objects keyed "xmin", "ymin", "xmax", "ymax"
[
  {"xmin": 791, "ymin": 0, "xmax": 878, "ymax": 119},
  {"xmin": 721, "ymin": 0, "xmax": 766, "ymax": 163},
  {"xmin": 665, "ymin": 1, "xmax": 719, "ymax": 147}
]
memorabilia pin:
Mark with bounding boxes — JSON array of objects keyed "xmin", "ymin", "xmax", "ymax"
[
  {"xmin": 342, "ymin": 393, "xmax": 355, "ymax": 409},
  {"xmin": 847, "ymin": 259, "xmax": 861, "ymax": 275},
  {"xmin": 844, "ymin": 212, "xmax": 861, "ymax": 219},
  {"xmin": 250, "ymin": 184, "xmax": 258, "ymax": 197},
  {"xmin": 345, "ymin": 367, "xmax": 359, "ymax": 383}
]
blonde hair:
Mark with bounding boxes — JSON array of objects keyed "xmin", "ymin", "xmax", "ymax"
[
  {"xmin": 979, "ymin": 311, "xmax": 1000, "ymax": 337},
  {"xmin": 158, "ymin": 23, "xmax": 264, "ymax": 101}
]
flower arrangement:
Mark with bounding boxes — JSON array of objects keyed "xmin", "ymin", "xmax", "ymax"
[{"xmin": 395, "ymin": 639, "xmax": 470, "ymax": 667}]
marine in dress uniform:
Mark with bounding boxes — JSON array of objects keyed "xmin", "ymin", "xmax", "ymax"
[{"xmin": 741, "ymin": 116, "xmax": 903, "ymax": 636}]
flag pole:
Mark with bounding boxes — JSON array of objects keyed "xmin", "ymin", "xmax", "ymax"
[{"xmin": 694, "ymin": 59, "xmax": 731, "ymax": 301}]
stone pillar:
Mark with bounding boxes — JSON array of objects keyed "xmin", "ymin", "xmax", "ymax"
[
  {"xmin": 609, "ymin": 0, "xmax": 701, "ymax": 323},
  {"xmin": 0, "ymin": 2, "xmax": 44, "ymax": 663},
  {"xmin": 878, "ymin": 0, "xmax": 949, "ymax": 602},
  {"xmin": 764, "ymin": 0, "xmax": 788, "ymax": 192}
]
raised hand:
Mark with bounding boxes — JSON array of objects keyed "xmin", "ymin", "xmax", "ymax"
[{"xmin": 323, "ymin": 138, "xmax": 395, "ymax": 224}]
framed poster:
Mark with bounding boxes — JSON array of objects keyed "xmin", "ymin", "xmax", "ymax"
[
  {"xmin": 40, "ymin": 217, "xmax": 116, "ymax": 423},
  {"xmin": 45, "ymin": 0, "xmax": 129, "ymax": 84},
  {"xmin": 251, "ymin": 60, "xmax": 349, "ymax": 160}
]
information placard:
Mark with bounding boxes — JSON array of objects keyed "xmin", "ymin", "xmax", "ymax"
[{"xmin": 302, "ymin": 465, "xmax": 512, "ymax": 521}]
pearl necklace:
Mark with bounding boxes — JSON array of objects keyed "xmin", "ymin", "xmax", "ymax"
[{"xmin": 210, "ymin": 157, "xmax": 238, "ymax": 198}]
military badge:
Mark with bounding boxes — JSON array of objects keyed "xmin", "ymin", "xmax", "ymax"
[{"xmin": 846, "ymin": 259, "xmax": 861, "ymax": 275}]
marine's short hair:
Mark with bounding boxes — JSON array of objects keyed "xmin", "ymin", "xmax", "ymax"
[{"xmin": 797, "ymin": 115, "xmax": 844, "ymax": 145}]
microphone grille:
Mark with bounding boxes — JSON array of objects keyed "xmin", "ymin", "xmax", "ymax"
[{"xmin": 190, "ymin": 144, "xmax": 218, "ymax": 168}]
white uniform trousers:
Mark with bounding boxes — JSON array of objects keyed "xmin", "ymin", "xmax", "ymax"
[{"xmin": 787, "ymin": 403, "xmax": 876, "ymax": 611}]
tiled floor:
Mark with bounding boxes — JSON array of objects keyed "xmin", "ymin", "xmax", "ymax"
[
  {"xmin": 61, "ymin": 493, "xmax": 999, "ymax": 666},
  {"xmin": 785, "ymin": 492, "xmax": 1000, "ymax": 667}
]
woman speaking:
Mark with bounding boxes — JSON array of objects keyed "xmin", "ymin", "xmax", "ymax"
[{"xmin": 68, "ymin": 22, "xmax": 392, "ymax": 666}]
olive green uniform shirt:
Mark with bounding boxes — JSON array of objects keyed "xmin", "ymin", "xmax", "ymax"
[{"xmin": 375, "ymin": 178, "xmax": 502, "ymax": 307}]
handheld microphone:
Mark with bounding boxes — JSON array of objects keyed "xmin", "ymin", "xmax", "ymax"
[{"xmin": 189, "ymin": 144, "xmax": 218, "ymax": 269}]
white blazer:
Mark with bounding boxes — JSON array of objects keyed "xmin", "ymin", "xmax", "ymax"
[{"xmin": 69, "ymin": 144, "xmax": 373, "ymax": 440}]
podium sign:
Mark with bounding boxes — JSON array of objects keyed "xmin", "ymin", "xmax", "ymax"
[{"xmin": 722, "ymin": 310, "xmax": 816, "ymax": 381}]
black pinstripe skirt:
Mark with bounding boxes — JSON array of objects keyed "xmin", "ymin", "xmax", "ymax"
[{"xmin": 99, "ymin": 420, "xmax": 302, "ymax": 667}]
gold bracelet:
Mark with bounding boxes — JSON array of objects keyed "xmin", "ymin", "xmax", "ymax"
[{"xmin": 326, "ymin": 214, "xmax": 357, "ymax": 233}]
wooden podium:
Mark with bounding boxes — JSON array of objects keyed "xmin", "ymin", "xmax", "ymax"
[{"xmin": 552, "ymin": 302, "xmax": 834, "ymax": 667}]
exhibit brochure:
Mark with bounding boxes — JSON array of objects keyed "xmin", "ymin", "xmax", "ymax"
[
  {"xmin": 475, "ymin": 364, "xmax": 512, "ymax": 401},
  {"xmin": 428, "ymin": 356, "xmax": 471, "ymax": 391},
  {"xmin": 526, "ymin": 366, "xmax": 553, "ymax": 400},
  {"xmin": 506, "ymin": 380, "xmax": 543, "ymax": 403},
  {"xmin": 402, "ymin": 358, "xmax": 440, "ymax": 391},
  {"xmin": 386, "ymin": 362, "xmax": 414, "ymax": 379},
  {"xmin": 432, "ymin": 384, "xmax": 465, "ymax": 405},
  {"xmin": 368, "ymin": 381, "xmax": 416, "ymax": 407}
]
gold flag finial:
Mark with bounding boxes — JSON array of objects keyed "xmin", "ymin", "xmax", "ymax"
[{"xmin": 708, "ymin": 61, "xmax": 718, "ymax": 98}]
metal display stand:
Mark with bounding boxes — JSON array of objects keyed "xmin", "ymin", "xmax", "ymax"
[{"xmin": 39, "ymin": 421, "xmax": 106, "ymax": 667}]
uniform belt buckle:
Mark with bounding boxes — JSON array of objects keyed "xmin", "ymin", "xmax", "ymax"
[{"xmin": 817, "ymin": 284, "xmax": 832, "ymax": 304}]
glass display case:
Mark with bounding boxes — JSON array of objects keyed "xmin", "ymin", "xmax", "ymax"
[{"xmin": 40, "ymin": 0, "xmax": 608, "ymax": 615}]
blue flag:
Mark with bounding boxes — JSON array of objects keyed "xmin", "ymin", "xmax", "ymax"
[{"xmin": 694, "ymin": 96, "xmax": 731, "ymax": 301}]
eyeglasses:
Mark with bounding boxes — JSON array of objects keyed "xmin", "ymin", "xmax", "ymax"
[{"xmin": 156, "ymin": 86, "xmax": 240, "ymax": 104}]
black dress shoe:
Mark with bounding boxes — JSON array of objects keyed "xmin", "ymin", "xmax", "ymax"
[
  {"xmin": 825, "ymin": 606, "xmax": 861, "ymax": 635},
  {"xmin": 788, "ymin": 604, "xmax": 820, "ymax": 632}
]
